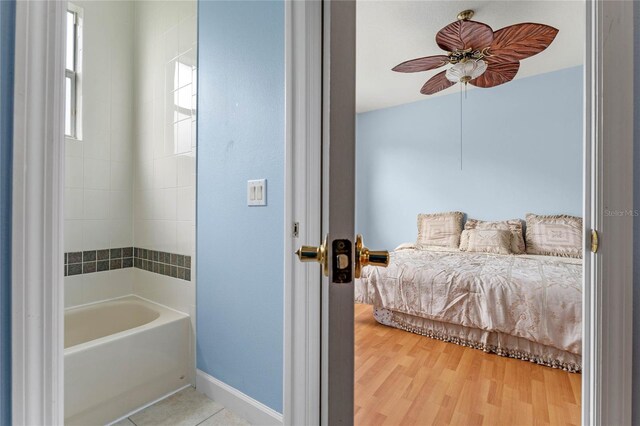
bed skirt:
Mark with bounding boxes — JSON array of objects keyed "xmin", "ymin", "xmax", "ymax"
[{"xmin": 372, "ymin": 306, "xmax": 581, "ymax": 373}]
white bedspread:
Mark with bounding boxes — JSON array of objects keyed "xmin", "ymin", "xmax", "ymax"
[{"xmin": 355, "ymin": 248, "xmax": 582, "ymax": 355}]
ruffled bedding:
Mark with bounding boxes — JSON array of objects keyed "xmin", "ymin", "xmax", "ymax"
[{"xmin": 355, "ymin": 246, "xmax": 583, "ymax": 371}]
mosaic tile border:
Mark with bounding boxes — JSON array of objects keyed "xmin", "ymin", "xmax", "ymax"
[
  {"xmin": 64, "ymin": 247, "xmax": 191, "ymax": 281},
  {"xmin": 65, "ymin": 247, "xmax": 133, "ymax": 277},
  {"xmin": 134, "ymin": 247, "xmax": 191, "ymax": 282}
]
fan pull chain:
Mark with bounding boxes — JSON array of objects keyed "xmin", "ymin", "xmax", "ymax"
[{"xmin": 460, "ymin": 84, "xmax": 463, "ymax": 170}]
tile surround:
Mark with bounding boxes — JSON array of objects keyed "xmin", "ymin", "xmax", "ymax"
[
  {"xmin": 64, "ymin": 1, "xmax": 196, "ymax": 312},
  {"xmin": 65, "ymin": 246, "xmax": 191, "ymax": 281}
]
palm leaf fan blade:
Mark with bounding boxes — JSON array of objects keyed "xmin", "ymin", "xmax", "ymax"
[
  {"xmin": 486, "ymin": 23, "xmax": 559, "ymax": 63},
  {"xmin": 392, "ymin": 55, "xmax": 450, "ymax": 73},
  {"xmin": 420, "ymin": 70, "xmax": 456, "ymax": 95}
]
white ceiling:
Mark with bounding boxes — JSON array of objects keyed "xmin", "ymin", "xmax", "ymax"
[{"xmin": 356, "ymin": 1, "xmax": 585, "ymax": 112}]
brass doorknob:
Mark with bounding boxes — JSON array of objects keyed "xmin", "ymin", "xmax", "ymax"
[
  {"xmin": 295, "ymin": 235, "xmax": 329, "ymax": 276},
  {"xmin": 354, "ymin": 234, "xmax": 389, "ymax": 279}
]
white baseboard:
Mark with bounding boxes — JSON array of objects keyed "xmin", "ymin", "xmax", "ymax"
[{"xmin": 196, "ymin": 369, "xmax": 283, "ymax": 426}]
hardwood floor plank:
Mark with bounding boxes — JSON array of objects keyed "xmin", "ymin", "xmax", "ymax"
[{"xmin": 354, "ymin": 304, "xmax": 581, "ymax": 425}]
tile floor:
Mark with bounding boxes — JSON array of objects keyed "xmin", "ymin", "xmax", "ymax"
[{"xmin": 112, "ymin": 387, "xmax": 249, "ymax": 426}]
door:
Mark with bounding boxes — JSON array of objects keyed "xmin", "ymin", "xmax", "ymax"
[
  {"xmin": 292, "ymin": 1, "xmax": 633, "ymax": 425},
  {"xmin": 293, "ymin": 1, "xmax": 389, "ymax": 424}
]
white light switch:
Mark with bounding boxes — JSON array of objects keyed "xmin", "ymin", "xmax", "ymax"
[{"xmin": 247, "ymin": 179, "xmax": 267, "ymax": 206}]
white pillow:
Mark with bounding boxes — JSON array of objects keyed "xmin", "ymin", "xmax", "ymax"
[
  {"xmin": 460, "ymin": 218, "xmax": 525, "ymax": 254},
  {"xmin": 525, "ymin": 213, "xmax": 583, "ymax": 258},
  {"xmin": 463, "ymin": 229, "xmax": 513, "ymax": 255},
  {"xmin": 416, "ymin": 212, "xmax": 463, "ymax": 249}
]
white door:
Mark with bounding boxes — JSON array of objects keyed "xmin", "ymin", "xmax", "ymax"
[{"xmin": 292, "ymin": 1, "xmax": 390, "ymax": 424}]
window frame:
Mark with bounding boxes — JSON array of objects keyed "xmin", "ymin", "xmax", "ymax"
[{"xmin": 65, "ymin": 5, "xmax": 82, "ymax": 140}]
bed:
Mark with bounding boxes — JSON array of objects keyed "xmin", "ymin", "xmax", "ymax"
[{"xmin": 355, "ymin": 245, "xmax": 582, "ymax": 372}]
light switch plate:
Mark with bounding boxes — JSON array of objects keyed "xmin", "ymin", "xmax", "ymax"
[{"xmin": 247, "ymin": 179, "xmax": 267, "ymax": 206}]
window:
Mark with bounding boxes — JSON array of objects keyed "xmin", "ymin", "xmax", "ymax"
[{"xmin": 65, "ymin": 7, "xmax": 81, "ymax": 139}]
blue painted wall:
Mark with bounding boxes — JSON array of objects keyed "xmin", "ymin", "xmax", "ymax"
[
  {"xmin": 196, "ymin": 0, "xmax": 285, "ymax": 413},
  {"xmin": 356, "ymin": 66, "xmax": 583, "ymax": 250},
  {"xmin": 0, "ymin": 1, "xmax": 14, "ymax": 425},
  {"xmin": 633, "ymin": 3, "xmax": 639, "ymax": 424}
]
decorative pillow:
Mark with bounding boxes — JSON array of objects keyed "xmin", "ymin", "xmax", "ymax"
[
  {"xmin": 525, "ymin": 213, "xmax": 583, "ymax": 258},
  {"xmin": 460, "ymin": 218, "xmax": 526, "ymax": 254},
  {"xmin": 416, "ymin": 212, "xmax": 463, "ymax": 249},
  {"xmin": 463, "ymin": 229, "xmax": 513, "ymax": 255}
]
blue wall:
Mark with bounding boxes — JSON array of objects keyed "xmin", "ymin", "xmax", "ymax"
[
  {"xmin": 356, "ymin": 66, "xmax": 583, "ymax": 250},
  {"xmin": 196, "ymin": 0, "xmax": 285, "ymax": 413},
  {"xmin": 0, "ymin": 1, "xmax": 14, "ymax": 424}
]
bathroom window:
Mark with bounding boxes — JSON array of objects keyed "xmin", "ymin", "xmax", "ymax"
[{"xmin": 65, "ymin": 6, "xmax": 82, "ymax": 139}]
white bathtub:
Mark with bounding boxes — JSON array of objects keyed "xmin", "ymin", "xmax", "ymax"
[{"xmin": 64, "ymin": 295, "xmax": 192, "ymax": 425}]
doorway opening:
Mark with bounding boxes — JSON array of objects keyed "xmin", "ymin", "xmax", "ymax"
[{"xmin": 353, "ymin": 2, "xmax": 585, "ymax": 424}]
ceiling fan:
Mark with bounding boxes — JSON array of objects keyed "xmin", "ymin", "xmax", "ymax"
[{"xmin": 392, "ymin": 10, "xmax": 559, "ymax": 95}]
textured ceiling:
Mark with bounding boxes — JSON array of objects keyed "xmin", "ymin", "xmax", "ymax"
[{"xmin": 356, "ymin": 1, "xmax": 585, "ymax": 112}]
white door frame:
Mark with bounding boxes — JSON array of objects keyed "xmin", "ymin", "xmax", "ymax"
[
  {"xmin": 283, "ymin": 0, "xmax": 323, "ymax": 424},
  {"xmin": 11, "ymin": 0, "xmax": 66, "ymax": 424},
  {"xmin": 10, "ymin": 1, "xmax": 634, "ymax": 425},
  {"xmin": 286, "ymin": 0, "xmax": 635, "ymax": 425},
  {"xmin": 583, "ymin": 1, "xmax": 634, "ymax": 423}
]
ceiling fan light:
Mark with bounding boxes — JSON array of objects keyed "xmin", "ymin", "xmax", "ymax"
[{"xmin": 445, "ymin": 59, "xmax": 487, "ymax": 83}]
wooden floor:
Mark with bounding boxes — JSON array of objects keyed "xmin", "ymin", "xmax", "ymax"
[{"xmin": 354, "ymin": 304, "xmax": 581, "ymax": 426}]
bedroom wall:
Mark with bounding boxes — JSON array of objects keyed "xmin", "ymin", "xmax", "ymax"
[
  {"xmin": 197, "ymin": 0, "xmax": 285, "ymax": 414},
  {"xmin": 356, "ymin": 65, "xmax": 584, "ymax": 250},
  {"xmin": 0, "ymin": 1, "xmax": 14, "ymax": 423}
]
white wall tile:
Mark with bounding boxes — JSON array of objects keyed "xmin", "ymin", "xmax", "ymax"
[
  {"xmin": 155, "ymin": 220, "xmax": 177, "ymax": 252},
  {"xmin": 176, "ymin": 119, "xmax": 191, "ymax": 154},
  {"xmin": 176, "ymin": 221, "xmax": 195, "ymax": 256},
  {"xmin": 109, "ymin": 190, "xmax": 132, "ymax": 220},
  {"xmin": 176, "ymin": 154, "xmax": 195, "ymax": 187},
  {"xmin": 154, "ymin": 156, "xmax": 177, "ymax": 188},
  {"xmin": 177, "ymin": 187, "xmax": 194, "ymax": 222},
  {"xmin": 82, "ymin": 269, "xmax": 134, "ymax": 305},
  {"xmin": 178, "ymin": 17, "xmax": 196, "ymax": 53},
  {"xmin": 65, "ymin": 275, "xmax": 85, "ymax": 308},
  {"xmin": 165, "ymin": 25, "xmax": 179, "ymax": 62},
  {"xmin": 176, "ymin": 59, "xmax": 192, "ymax": 88},
  {"xmin": 83, "ymin": 158, "xmax": 110, "ymax": 190},
  {"xmin": 82, "ymin": 115, "xmax": 111, "ymax": 160},
  {"xmin": 161, "ymin": 188, "xmax": 177, "ymax": 221},
  {"xmin": 110, "ymin": 161, "xmax": 132, "ymax": 191},
  {"xmin": 64, "ymin": 0, "xmax": 135, "ymax": 254},
  {"xmin": 65, "ymin": 188, "xmax": 84, "ymax": 220},
  {"xmin": 132, "ymin": 0, "xmax": 196, "ymax": 310},
  {"xmin": 84, "ymin": 189, "xmax": 110, "ymax": 220},
  {"xmin": 65, "ymin": 156, "xmax": 84, "ymax": 190},
  {"xmin": 65, "ymin": 220, "xmax": 84, "ymax": 252},
  {"xmin": 166, "ymin": 60, "xmax": 178, "ymax": 95},
  {"xmin": 111, "ymin": 102, "xmax": 133, "ymax": 162},
  {"xmin": 164, "ymin": 121, "xmax": 178, "ymax": 156},
  {"xmin": 135, "ymin": 160, "xmax": 154, "ymax": 190},
  {"xmin": 111, "ymin": 132, "xmax": 133, "ymax": 163},
  {"xmin": 82, "ymin": 219, "xmax": 111, "ymax": 250},
  {"xmin": 174, "ymin": 87, "xmax": 192, "ymax": 122},
  {"xmin": 133, "ymin": 268, "xmax": 191, "ymax": 314},
  {"xmin": 66, "ymin": 138, "xmax": 83, "ymax": 158},
  {"xmin": 110, "ymin": 219, "xmax": 133, "ymax": 248}
]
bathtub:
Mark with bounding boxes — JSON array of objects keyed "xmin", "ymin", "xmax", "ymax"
[{"xmin": 64, "ymin": 295, "xmax": 192, "ymax": 425}]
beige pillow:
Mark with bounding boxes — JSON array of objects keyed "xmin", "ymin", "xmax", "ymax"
[
  {"xmin": 416, "ymin": 212, "xmax": 463, "ymax": 249},
  {"xmin": 460, "ymin": 218, "xmax": 525, "ymax": 254},
  {"xmin": 525, "ymin": 213, "xmax": 583, "ymax": 258},
  {"xmin": 462, "ymin": 229, "xmax": 513, "ymax": 255}
]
